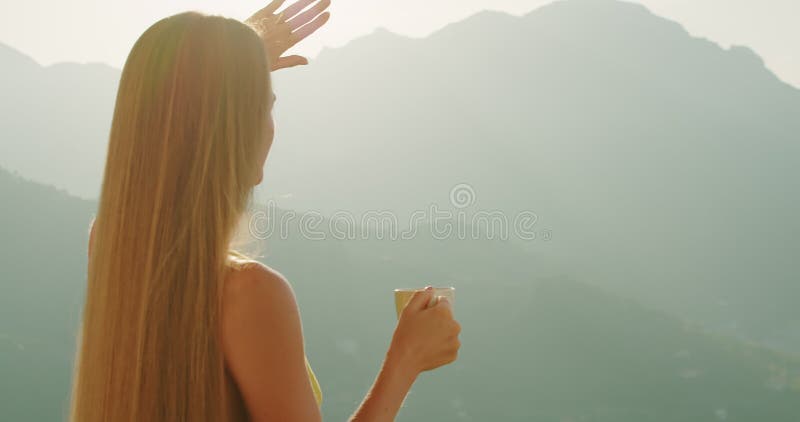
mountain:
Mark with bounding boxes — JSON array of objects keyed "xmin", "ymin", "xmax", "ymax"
[
  {"xmin": 1, "ymin": 0, "xmax": 799, "ymax": 354},
  {"xmin": 2, "ymin": 170, "xmax": 800, "ymax": 420},
  {"xmin": 266, "ymin": 0, "xmax": 799, "ymax": 212},
  {"xmin": 264, "ymin": 0, "xmax": 800, "ymax": 352},
  {"xmin": 0, "ymin": 42, "xmax": 118, "ymax": 199},
  {"xmin": 257, "ymin": 218, "xmax": 800, "ymax": 421},
  {"xmin": 0, "ymin": 167, "xmax": 94, "ymax": 420}
]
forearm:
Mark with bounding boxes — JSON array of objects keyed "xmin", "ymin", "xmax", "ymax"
[{"xmin": 348, "ymin": 351, "xmax": 418, "ymax": 422}]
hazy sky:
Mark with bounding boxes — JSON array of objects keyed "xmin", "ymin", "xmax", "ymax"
[{"xmin": 0, "ymin": 0, "xmax": 797, "ymax": 88}]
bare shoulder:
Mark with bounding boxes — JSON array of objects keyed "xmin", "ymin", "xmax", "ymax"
[
  {"xmin": 225, "ymin": 260, "xmax": 292, "ymax": 297},
  {"xmin": 223, "ymin": 260, "xmax": 298, "ymax": 315},
  {"xmin": 221, "ymin": 260, "xmax": 304, "ymax": 356}
]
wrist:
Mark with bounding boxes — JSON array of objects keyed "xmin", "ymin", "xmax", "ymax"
[
  {"xmin": 383, "ymin": 348, "xmax": 419, "ymax": 387},
  {"xmin": 348, "ymin": 347, "xmax": 419, "ymax": 422}
]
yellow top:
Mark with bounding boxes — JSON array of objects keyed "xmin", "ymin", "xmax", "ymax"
[{"xmin": 305, "ymin": 355, "xmax": 323, "ymax": 406}]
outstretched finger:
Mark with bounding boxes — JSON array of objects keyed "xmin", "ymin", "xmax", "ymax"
[
  {"xmin": 290, "ymin": 11, "xmax": 330, "ymax": 46},
  {"xmin": 273, "ymin": 55, "xmax": 309, "ymax": 70},
  {"xmin": 281, "ymin": 0, "xmax": 318, "ymax": 20},
  {"xmin": 286, "ymin": 0, "xmax": 330, "ymax": 31},
  {"xmin": 251, "ymin": 0, "xmax": 287, "ymax": 20}
]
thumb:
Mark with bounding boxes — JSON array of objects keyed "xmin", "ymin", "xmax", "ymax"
[
  {"xmin": 405, "ymin": 286, "xmax": 435, "ymax": 313},
  {"xmin": 273, "ymin": 55, "xmax": 308, "ymax": 70}
]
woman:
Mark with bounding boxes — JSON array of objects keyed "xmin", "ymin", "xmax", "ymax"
[{"xmin": 69, "ymin": 1, "xmax": 462, "ymax": 421}]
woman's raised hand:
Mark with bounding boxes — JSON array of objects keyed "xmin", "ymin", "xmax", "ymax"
[{"xmin": 245, "ymin": 0, "xmax": 331, "ymax": 71}]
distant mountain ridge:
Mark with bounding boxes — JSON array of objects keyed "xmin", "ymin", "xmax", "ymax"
[
  {"xmin": 1, "ymin": 0, "xmax": 798, "ymax": 354},
  {"xmin": 263, "ymin": 0, "xmax": 800, "ymax": 351},
  {"xmin": 0, "ymin": 0, "xmax": 796, "ymax": 198},
  {"xmin": 0, "ymin": 42, "xmax": 119, "ymax": 200},
  {"xmin": 0, "ymin": 166, "xmax": 93, "ymax": 420}
]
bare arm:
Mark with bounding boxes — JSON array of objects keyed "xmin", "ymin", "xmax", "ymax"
[
  {"xmin": 347, "ymin": 352, "xmax": 418, "ymax": 422},
  {"xmin": 349, "ymin": 289, "xmax": 460, "ymax": 421},
  {"xmin": 222, "ymin": 263, "xmax": 322, "ymax": 422},
  {"xmin": 223, "ymin": 264, "xmax": 459, "ymax": 422}
]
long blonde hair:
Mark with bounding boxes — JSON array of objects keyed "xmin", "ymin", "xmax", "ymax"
[{"xmin": 70, "ymin": 11, "xmax": 270, "ymax": 421}]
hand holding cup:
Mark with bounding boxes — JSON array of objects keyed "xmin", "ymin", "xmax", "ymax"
[{"xmin": 387, "ymin": 286, "xmax": 461, "ymax": 374}]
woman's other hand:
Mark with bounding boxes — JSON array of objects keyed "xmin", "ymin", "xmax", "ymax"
[
  {"xmin": 245, "ymin": 0, "xmax": 331, "ymax": 71},
  {"xmin": 388, "ymin": 286, "xmax": 462, "ymax": 376}
]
